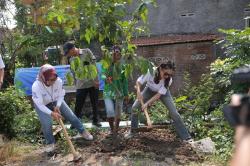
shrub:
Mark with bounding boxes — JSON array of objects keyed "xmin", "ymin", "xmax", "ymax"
[
  {"xmin": 175, "ymin": 72, "xmax": 233, "ymax": 161},
  {"xmin": 0, "ymin": 87, "xmax": 40, "ymax": 140}
]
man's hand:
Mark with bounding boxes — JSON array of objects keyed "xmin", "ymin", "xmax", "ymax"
[
  {"xmin": 53, "ymin": 106, "xmax": 60, "ymax": 113},
  {"xmin": 51, "ymin": 111, "xmax": 62, "ymax": 121},
  {"xmin": 142, "ymin": 102, "xmax": 150, "ymax": 111},
  {"xmin": 106, "ymin": 76, "xmax": 112, "ymax": 84},
  {"xmin": 124, "ymin": 96, "xmax": 129, "ymax": 105},
  {"xmin": 94, "ymin": 80, "xmax": 99, "ymax": 89}
]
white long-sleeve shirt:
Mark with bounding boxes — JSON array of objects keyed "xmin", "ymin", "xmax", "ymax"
[
  {"xmin": 32, "ymin": 78, "xmax": 65, "ymax": 115},
  {"xmin": 0, "ymin": 55, "xmax": 5, "ymax": 69},
  {"xmin": 137, "ymin": 71, "xmax": 172, "ymax": 95}
]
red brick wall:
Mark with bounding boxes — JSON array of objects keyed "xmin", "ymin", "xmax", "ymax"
[{"xmin": 132, "ymin": 41, "xmax": 216, "ymax": 95}]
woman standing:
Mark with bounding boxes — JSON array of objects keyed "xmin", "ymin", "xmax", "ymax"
[
  {"xmin": 102, "ymin": 46, "xmax": 128, "ymax": 136},
  {"xmin": 125, "ymin": 61, "xmax": 192, "ymax": 141},
  {"xmin": 32, "ymin": 64, "xmax": 93, "ymax": 152}
]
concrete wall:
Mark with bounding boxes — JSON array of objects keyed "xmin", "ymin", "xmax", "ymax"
[{"xmin": 136, "ymin": 0, "xmax": 250, "ymax": 35}]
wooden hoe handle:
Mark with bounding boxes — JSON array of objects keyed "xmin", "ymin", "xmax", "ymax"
[
  {"xmin": 140, "ymin": 99, "xmax": 152, "ymax": 128},
  {"xmin": 134, "ymin": 85, "xmax": 152, "ymax": 128},
  {"xmin": 58, "ymin": 119, "xmax": 78, "ymax": 157}
]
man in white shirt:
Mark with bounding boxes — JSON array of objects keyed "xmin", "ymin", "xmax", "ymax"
[{"xmin": 0, "ymin": 55, "xmax": 5, "ymax": 89}]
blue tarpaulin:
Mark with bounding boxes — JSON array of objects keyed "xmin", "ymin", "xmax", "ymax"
[
  {"xmin": 14, "ymin": 63, "xmax": 105, "ymax": 96},
  {"xmin": 14, "ymin": 65, "xmax": 71, "ymax": 96}
]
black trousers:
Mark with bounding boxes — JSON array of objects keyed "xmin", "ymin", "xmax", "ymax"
[{"xmin": 75, "ymin": 87, "xmax": 99, "ymax": 122}]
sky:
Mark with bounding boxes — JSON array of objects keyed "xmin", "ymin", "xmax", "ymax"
[{"xmin": 1, "ymin": 1, "xmax": 16, "ymax": 29}]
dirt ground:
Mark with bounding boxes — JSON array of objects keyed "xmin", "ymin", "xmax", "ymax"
[{"xmin": 2, "ymin": 128, "xmax": 202, "ymax": 166}]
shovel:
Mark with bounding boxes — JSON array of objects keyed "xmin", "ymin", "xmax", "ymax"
[{"xmin": 58, "ymin": 119, "xmax": 82, "ymax": 161}]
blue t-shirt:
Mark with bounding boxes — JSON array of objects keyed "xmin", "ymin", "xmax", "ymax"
[{"xmin": 96, "ymin": 62, "xmax": 105, "ymax": 91}]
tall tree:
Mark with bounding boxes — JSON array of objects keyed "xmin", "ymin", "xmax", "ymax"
[{"xmin": 46, "ymin": 0, "xmax": 156, "ymax": 83}]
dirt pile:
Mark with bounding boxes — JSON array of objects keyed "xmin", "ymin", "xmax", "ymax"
[{"xmin": 3, "ymin": 128, "xmax": 202, "ymax": 166}]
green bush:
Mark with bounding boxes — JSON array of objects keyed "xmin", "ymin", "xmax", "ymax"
[
  {"xmin": 175, "ymin": 72, "xmax": 233, "ymax": 161},
  {"xmin": 0, "ymin": 87, "xmax": 40, "ymax": 140}
]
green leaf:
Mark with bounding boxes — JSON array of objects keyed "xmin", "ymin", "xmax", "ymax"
[
  {"xmin": 88, "ymin": 64, "xmax": 98, "ymax": 79},
  {"xmin": 45, "ymin": 26, "xmax": 53, "ymax": 33},
  {"xmin": 65, "ymin": 72, "xmax": 74, "ymax": 86},
  {"xmin": 84, "ymin": 28, "xmax": 92, "ymax": 44},
  {"xmin": 175, "ymin": 96, "xmax": 188, "ymax": 103}
]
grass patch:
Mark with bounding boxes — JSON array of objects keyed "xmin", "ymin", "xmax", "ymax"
[
  {"xmin": 0, "ymin": 140, "xmax": 37, "ymax": 163},
  {"xmin": 187, "ymin": 154, "xmax": 229, "ymax": 166}
]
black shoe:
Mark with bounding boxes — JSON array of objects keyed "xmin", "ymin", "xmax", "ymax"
[
  {"xmin": 92, "ymin": 121, "xmax": 102, "ymax": 127},
  {"xmin": 70, "ymin": 125, "xmax": 75, "ymax": 129}
]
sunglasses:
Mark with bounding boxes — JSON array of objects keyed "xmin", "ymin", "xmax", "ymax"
[
  {"xmin": 114, "ymin": 50, "xmax": 121, "ymax": 54},
  {"xmin": 164, "ymin": 72, "xmax": 172, "ymax": 77},
  {"xmin": 47, "ymin": 77, "xmax": 57, "ymax": 82}
]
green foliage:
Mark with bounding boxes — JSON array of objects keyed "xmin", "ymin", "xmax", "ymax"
[
  {"xmin": 0, "ymin": 87, "xmax": 40, "ymax": 140},
  {"xmin": 218, "ymin": 28, "xmax": 250, "ymax": 62},
  {"xmin": 175, "ymin": 73, "xmax": 216, "ymax": 133},
  {"xmin": 175, "ymin": 72, "xmax": 233, "ymax": 161},
  {"xmin": 47, "ymin": 0, "xmax": 156, "ymax": 86},
  {"xmin": 212, "ymin": 28, "xmax": 250, "ymax": 93},
  {"xmin": 14, "ymin": 109, "xmax": 41, "ymax": 144},
  {"xmin": 148, "ymin": 101, "xmax": 169, "ymax": 124},
  {"xmin": 1, "ymin": 2, "xmax": 70, "ymax": 86},
  {"xmin": 47, "ymin": 0, "xmax": 156, "ymax": 44},
  {"xmin": 100, "ymin": 45, "xmax": 154, "ymax": 77},
  {"xmin": 69, "ymin": 57, "xmax": 98, "ymax": 82},
  {"xmin": 65, "ymin": 72, "xmax": 74, "ymax": 85}
]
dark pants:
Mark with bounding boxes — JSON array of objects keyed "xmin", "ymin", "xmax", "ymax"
[{"xmin": 75, "ymin": 87, "xmax": 99, "ymax": 122}]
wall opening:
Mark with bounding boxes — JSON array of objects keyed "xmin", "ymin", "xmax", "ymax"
[{"xmin": 180, "ymin": 12, "xmax": 195, "ymax": 18}]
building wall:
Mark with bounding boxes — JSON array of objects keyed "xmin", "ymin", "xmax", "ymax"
[
  {"xmin": 134, "ymin": 0, "xmax": 250, "ymax": 35},
  {"xmin": 132, "ymin": 41, "xmax": 216, "ymax": 95}
]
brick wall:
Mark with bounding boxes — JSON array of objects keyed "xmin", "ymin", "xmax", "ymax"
[{"xmin": 130, "ymin": 41, "xmax": 216, "ymax": 95}]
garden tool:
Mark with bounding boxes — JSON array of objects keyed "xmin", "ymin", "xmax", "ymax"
[
  {"xmin": 139, "ymin": 98, "xmax": 152, "ymax": 128},
  {"xmin": 134, "ymin": 85, "xmax": 152, "ymax": 128},
  {"xmin": 58, "ymin": 119, "xmax": 81, "ymax": 161}
]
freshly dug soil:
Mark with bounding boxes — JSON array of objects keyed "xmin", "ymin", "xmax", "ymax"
[{"xmin": 3, "ymin": 128, "xmax": 201, "ymax": 166}]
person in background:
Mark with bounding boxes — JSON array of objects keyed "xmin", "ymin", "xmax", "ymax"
[
  {"xmin": 102, "ymin": 45, "xmax": 128, "ymax": 136},
  {"xmin": 125, "ymin": 61, "xmax": 192, "ymax": 142},
  {"xmin": 95, "ymin": 57, "xmax": 105, "ymax": 120},
  {"xmin": 0, "ymin": 54, "xmax": 5, "ymax": 89},
  {"xmin": 63, "ymin": 42, "xmax": 101, "ymax": 127},
  {"xmin": 96, "ymin": 59, "xmax": 105, "ymax": 92},
  {"xmin": 32, "ymin": 64, "xmax": 93, "ymax": 153}
]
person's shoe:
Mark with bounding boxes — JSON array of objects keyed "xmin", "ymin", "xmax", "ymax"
[
  {"xmin": 105, "ymin": 130, "xmax": 114, "ymax": 139},
  {"xmin": 183, "ymin": 138, "xmax": 194, "ymax": 144},
  {"xmin": 45, "ymin": 144, "xmax": 55, "ymax": 153},
  {"xmin": 124, "ymin": 130, "xmax": 136, "ymax": 139},
  {"xmin": 81, "ymin": 131, "xmax": 94, "ymax": 141},
  {"xmin": 70, "ymin": 125, "xmax": 75, "ymax": 130},
  {"xmin": 92, "ymin": 121, "xmax": 102, "ymax": 127}
]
